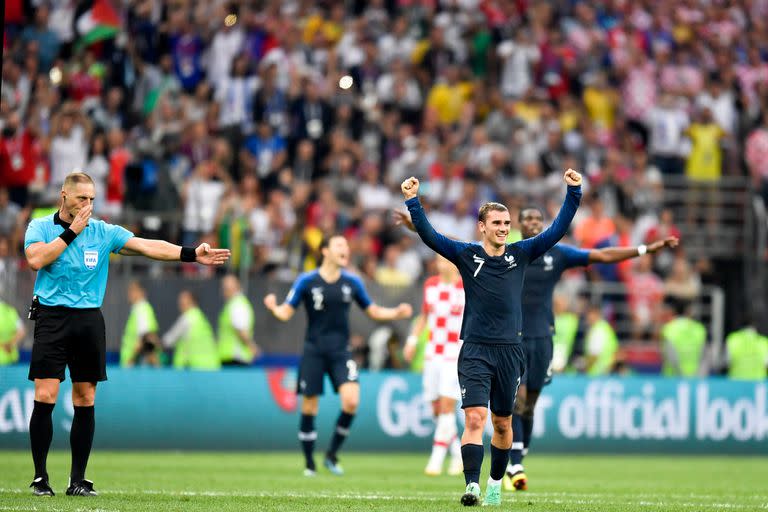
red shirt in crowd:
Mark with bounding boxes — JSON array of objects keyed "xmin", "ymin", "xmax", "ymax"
[{"xmin": 0, "ymin": 130, "xmax": 45, "ymax": 187}]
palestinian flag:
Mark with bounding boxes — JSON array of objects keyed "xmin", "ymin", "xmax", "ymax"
[{"xmin": 75, "ymin": 0, "xmax": 121, "ymax": 49}]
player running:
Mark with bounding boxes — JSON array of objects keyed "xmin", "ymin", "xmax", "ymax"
[
  {"xmin": 404, "ymin": 254, "xmax": 465, "ymax": 477},
  {"xmin": 402, "ymin": 170, "xmax": 582, "ymax": 506},
  {"xmin": 504, "ymin": 206, "xmax": 678, "ymax": 491},
  {"xmin": 264, "ymin": 234, "xmax": 412, "ymax": 477}
]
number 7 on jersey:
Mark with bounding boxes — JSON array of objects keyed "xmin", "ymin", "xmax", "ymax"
[{"xmin": 472, "ymin": 255, "xmax": 485, "ymax": 277}]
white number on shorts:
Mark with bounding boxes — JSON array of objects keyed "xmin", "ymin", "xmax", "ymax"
[{"xmin": 346, "ymin": 360, "xmax": 359, "ymax": 381}]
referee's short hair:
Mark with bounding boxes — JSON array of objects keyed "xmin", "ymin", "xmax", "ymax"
[
  {"xmin": 478, "ymin": 202, "xmax": 509, "ymax": 222},
  {"xmin": 63, "ymin": 171, "xmax": 95, "ymax": 189}
]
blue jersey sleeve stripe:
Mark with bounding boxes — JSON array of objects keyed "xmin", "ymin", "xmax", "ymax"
[
  {"xmin": 405, "ymin": 197, "xmax": 465, "ymax": 263},
  {"xmin": 516, "ymin": 185, "xmax": 581, "ymax": 261}
]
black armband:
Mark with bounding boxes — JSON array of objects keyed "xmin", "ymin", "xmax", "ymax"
[
  {"xmin": 180, "ymin": 246, "xmax": 197, "ymax": 262},
  {"xmin": 59, "ymin": 228, "xmax": 77, "ymax": 245}
]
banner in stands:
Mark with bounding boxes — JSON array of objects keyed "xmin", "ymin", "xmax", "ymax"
[{"xmin": 0, "ymin": 368, "xmax": 765, "ymax": 453}]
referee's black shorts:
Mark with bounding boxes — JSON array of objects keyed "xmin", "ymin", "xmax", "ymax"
[{"xmin": 28, "ymin": 305, "xmax": 107, "ymax": 383}]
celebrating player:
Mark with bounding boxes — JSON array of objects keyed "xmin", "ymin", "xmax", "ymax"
[
  {"xmin": 401, "ymin": 170, "xmax": 582, "ymax": 506},
  {"xmin": 404, "ymin": 254, "xmax": 465, "ymax": 477},
  {"xmin": 264, "ymin": 234, "xmax": 412, "ymax": 477},
  {"xmin": 505, "ymin": 206, "xmax": 679, "ymax": 491}
]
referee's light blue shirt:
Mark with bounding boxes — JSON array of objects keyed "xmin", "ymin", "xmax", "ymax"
[{"xmin": 24, "ymin": 213, "xmax": 134, "ymax": 308}]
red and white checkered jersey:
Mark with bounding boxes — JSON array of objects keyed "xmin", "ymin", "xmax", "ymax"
[{"xmin": 422, "ymin": 275, "xmax": 465, "ymax": 362}]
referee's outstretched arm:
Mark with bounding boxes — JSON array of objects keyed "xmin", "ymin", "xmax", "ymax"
[{"xmin": 119, "ymin": 238, "xmax": 231, "ymax": 266}]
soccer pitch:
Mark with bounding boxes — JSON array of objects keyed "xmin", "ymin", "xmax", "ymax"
[{"xmin": 1, "ymin": 451, "xmax": 766, "ymax": 511}]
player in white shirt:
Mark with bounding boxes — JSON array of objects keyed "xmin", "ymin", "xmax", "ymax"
[{"xmin": 405, "ymin": 255, "xmax": 465, "ymax": 476}]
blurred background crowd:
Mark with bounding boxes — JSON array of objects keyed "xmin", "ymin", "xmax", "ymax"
[{"xmin": 2, "ymin": 0, "xmax": 768, "ymax": 376}]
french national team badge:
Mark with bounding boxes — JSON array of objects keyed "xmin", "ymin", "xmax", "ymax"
[{"xmin": 84, "ymin": 250, "xmax": 99, "ymax": 270}]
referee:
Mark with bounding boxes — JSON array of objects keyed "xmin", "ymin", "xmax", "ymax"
[{"xmin": 24, "ymin": 171, "xmax": 230, "ymax": 497}]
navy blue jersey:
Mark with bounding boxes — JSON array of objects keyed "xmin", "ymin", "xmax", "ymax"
[
  {"xmin": 406, "ymin": 185, "xmax": 581, "ymax": 345},
  {"xmin": 522, "ymin": 244, "xmax": 590, "ymax": 337},
  {"xmin": 286, "ymin": 270, "xmax": 373, "ymax": 352}
]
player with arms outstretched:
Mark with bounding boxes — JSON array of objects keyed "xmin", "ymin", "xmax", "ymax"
[
  {"xmin": 404, "ymin": 254, "xmax": 465, "ymax": 476},
  {"xmin": 264, "ymin": 234, "xmax": 412, "ymax": 476},
  {"xmin": 505, "ymin": 207, "xmax": 679, "ymax": 491},
  {"xmin": 401, "ymin": 170, "xmax": 582, "ymax": 506}
]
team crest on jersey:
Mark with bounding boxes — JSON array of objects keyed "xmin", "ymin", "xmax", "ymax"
[
  {"xmin": 341, "ymin": 284, "xmax": 352, "ymax": 302},
  {"xmin": 543, "ymin": 254, "xmax": 554, "ymax": 271},
  {"xmin": 504, "ymin": 254, "xmax": 517, "ymax": 268},
  {"xmin": 84, "ymin": 250, "xmax": 98, "ymax": 270}
]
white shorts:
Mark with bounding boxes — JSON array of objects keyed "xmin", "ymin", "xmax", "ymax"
[{"xmin": 422, "ymin": 359, "xmax": 461, "ymax": 402}]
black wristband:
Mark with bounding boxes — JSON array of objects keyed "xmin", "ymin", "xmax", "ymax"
[
  {"xmin": 180, "ymin": 246, "xmax": 197, "ymax": 262},
  {"xmin": 59, "ymin": 228, "xmax": 77, "ymax": 245}
]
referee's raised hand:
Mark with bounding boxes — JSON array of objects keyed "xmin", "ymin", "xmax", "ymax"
[
  {"xmin": 194, "ymin": 243, "xmax": 231, "ymax": 266},
  {"xmin": 70, "ymin": 204, "xmax": 92, "ymax": 234}
]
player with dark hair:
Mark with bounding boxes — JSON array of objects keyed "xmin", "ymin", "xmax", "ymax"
[
  {"xmin": 264, "ymin": 234, "xmax": 412, "ymax": 477},
  {"xmin": 401, "ymin": 170, "xmax": 582, "ymax": 507},
  {"xmin": 24, "ymin": 171, "xmax": 229, "ymax": 496},
  {"xmin": 504, "ymin": 206, "xmax": 678, "ymax": 491}
]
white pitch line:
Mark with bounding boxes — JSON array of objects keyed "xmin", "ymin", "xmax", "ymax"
[
  {"xmin": 1, "ymin": 488, "xmax": 766, "ymax": 510},
  {"xmin": 0, "ymin": 507, "xmax": 120, "ymax": 512}
]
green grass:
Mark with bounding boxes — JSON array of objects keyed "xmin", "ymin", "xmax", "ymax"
[{"xmin": 1, "ymin": 451, "xmax": 767, "ymax": 511}]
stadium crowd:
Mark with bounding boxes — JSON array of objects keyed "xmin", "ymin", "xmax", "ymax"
[{"xmin": 2, "ymin": 0, "xmax": 768, "ymax": 374}]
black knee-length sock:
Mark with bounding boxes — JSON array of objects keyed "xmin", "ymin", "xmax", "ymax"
[
  {"xmin": 69, "ymin": 405, "xmax": 95, "ymax": 483},
  {"xmin": 29, "ymin": 401, "xmax": 55, "ymax": 480}
]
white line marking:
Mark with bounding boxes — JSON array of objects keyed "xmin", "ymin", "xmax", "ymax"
[{"xmin": 1, "ymin": 488, "xmax": 766, "ymax": 509}]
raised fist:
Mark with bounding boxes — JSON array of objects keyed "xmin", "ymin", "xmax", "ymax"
[{"xmin": 401, "ymin": 177, "xmax": 420, "ymax": 199}]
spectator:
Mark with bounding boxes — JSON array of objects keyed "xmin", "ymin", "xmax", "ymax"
[
  {"xmin": 661, "ymin": 300, "xmax": 707, "ymax": 377},
  {"xmin": 647, "ymin": 94, "xmax": 689, "ymax": 176},
  {"xmin": 162, "ymin": 290, "xmax": 221, "ymax": 371},
  {"xmin": 583, "ymin": 303, "xmax": 619, "ymax": 376},
  {"xmin": 20, "ymin": 5, "xmax": 59, "ymax": 70},
  {"xmin": 181, "ymin": 161, "xmax": 231, "ymax": 246},
  {"xmin": 574, "ymin": 194, "xmax": 616, "ymax": 249},
  {"xmin": 664, "ymin": 256, "xmax": 702, "ymax": 302},
  {"xmin": 725, "ymin": 313, "xmax": 768, "ymax": 381},
  {"xmin": 0, "ymin": 297, "xmax": 24, "ymax": 367},
  {"xmin": 49, "ymin": 103, "xmax": 92, "ymax": 191},
  {"xmin": 745, "ymin": 114, "xmax": 768, "ymax": 206},
  {"xmin": 0, "ymin": 110, "xmax": 44, "ymax": 207},
  {"xmin": 627, "ymin": 255, "xmax": 665, "ymax": 341}
]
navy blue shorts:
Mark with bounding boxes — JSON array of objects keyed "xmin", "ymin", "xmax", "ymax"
[
  {"xmin": 458, "ymin": 342, "xmax": 525, "ymax": 417},
  {"xmin": 297, "ymin": 349, "xmax": 358, "ymax": 396},
  {"xmin": 521, "ymin": 336, "xmax": 554, "ymax": 392}
]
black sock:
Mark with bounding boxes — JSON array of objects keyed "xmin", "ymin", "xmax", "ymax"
[
  {"xmin": 69, "ymin": 406, "xmax": 95, "ymax": 483},
  {"xmin": 327, "ymin": 412, "xmax": 355, "ymax": 461},
  {"xmin": 299, "ymin": 414, "xmax": 317, "ymax": 470},
  {"xmin": 461, "ymin": 443, "xmax": 484, "ymax": 486},
  {"xmin": 522, "ymin": 413, "xmax": 534, "ymax": 453},
  {"xmin": 490, "ymin": 444, "xmax": 509, "ymax": 481},
  {"xmin": 510, "ymin": 414, "xmax": 524, "ymax": 465},
  {"xmin": 29, "ymin": 401, "xmax": 55, "ymax": 480}
]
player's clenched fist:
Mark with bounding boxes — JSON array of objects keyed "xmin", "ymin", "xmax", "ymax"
[
  {"xmin": 263, "ymin": 293, "xmax": 278, "ymax": 311},
  {"xmin": 563, "ymin": 169, "xmax": 582, "ymax": 187},
  {"xmin": 396, "ymin": 303, "xmax": 414, "ymax": 319},
  {"xmin": 401, "ymin": 177, "xmax": 420, "ymax": 199}
]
